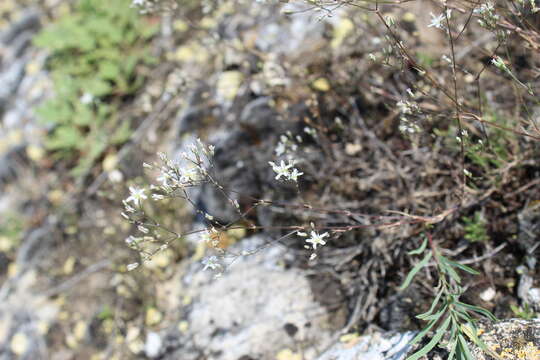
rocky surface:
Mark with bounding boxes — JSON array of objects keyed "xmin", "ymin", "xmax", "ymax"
[
  {"xmin": 151, "ymin": 236, "xmax": 347, "ymax": 360},
  {"xmin": 471, "ymin": 319, "xmax": 540, "ymax": 360}
]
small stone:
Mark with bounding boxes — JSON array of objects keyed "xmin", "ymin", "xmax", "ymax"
[
  {"xmin": 331, "ymin": 18, "xmax": 354, "ymax": 48},
  {"xmin": 216, "ymin": 71, "xmax": 244, "ymax": 102},
  {"xmin": 10, "ymin": 332, "xmax": 28, "ymax": 356},
  {"xmin": 345, "ymin": 143, "xmax": 362, "ymax": 156},
  {"xmin": 63, "ymin": 256, "xmax": 76, "ymax": 275},
  {"xmin": 276, "ymin": 348, "xmax": 301, "ymax": 360},
  {"xmin": 178, "ymin": 321, "xmax": 189, "ymax": 333},
  {"xmin": 402, "ymin": 12, "xmax": 416, "ymax": 22},
  {"xmin": 312, "ymin": 78, "xmax": 331, "ymax": 92},
  {"xmin": 479, "ymin": 287, "xmax": 496, "ymax": 302},
  {"xmin": 145, "ymin": 307, "xmax": 162, "ymax": 326},
  {"xmin": 26, "ymin": 145, "xmax": 44, "ymax": 162},
  {"xmin": 102, "ymin": 153, "xmax": 118, "ymax": 172},
  {"xmin": 74, "ymin": 321, "xmax": 86, "ymax": 340},
  {"xmin": 144, "ymin": 332, "xmax": 162, "ymax": 358}
]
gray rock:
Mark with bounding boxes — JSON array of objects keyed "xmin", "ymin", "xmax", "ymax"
[
  {"xmin": 145, "ymin": 332, "xmax": 163, "ymax": 359},
  {"xmin": 164, "ymin": 236, "xmax": 346, "ymax": 360},
  {"xmin": 316, "ymin": 331, "xmax": 416, "ymax": 360},
  {"xmin": 0, "ymin": 62, "xmax": 26, "ymax": 114},
  {"xmin": 0, "ymin": 10, "xmax": 41, "ymax": 45}
]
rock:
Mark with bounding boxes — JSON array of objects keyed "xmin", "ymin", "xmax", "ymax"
[
  {"xmin": 0, "ymin": 9, "xmax": 40, "ymax": 46},
  {"xmin": 144, "ymin": 332, "xmax": 163, "ymax": 358},
  {"xmin": 316, "ymin": 331, "xmax": 416, "ymax": 360},
  {"xmin": 470, "ymin": 319, "xmax": 540, "ymax": 360},
  {"xmin": 162, "ymin": 236, "xmax": 346, "ymax": 360},
  {"xmin": 517, "ymin": 271, "xmax": 540, "ymax": 312},
  {"xmin": 0, "ymin": 61, "xmax": 25, "ymax": 114}
]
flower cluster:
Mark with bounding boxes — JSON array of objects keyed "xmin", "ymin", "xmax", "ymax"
[
  {"xmin": 121, "ymin": 139, "xmax": 216, "ymax": 270},
  {"xmin": 275, "ymin": 132, "xmax": 300, "ymax": 157},
  {"xmin": 396, "ymin": 97, "xmax": 421, "ymax": 136},
  {"xmin": 473, "ymin": 2, "xmax": 499, "ymax": 29},
  {"xmin": 269, "ymin": 160, "xmax": 304, "ymax": 182},
  {"xmin": 270, "ymin": 131, "xmax": 309, "ymax": 183}
]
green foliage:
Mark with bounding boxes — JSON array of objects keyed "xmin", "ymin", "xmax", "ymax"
[
  {"xmin": 34, "ymin": 0, "xmax": 157, "ymax": 177},
  {"xmin": 510, "ymin": 303, "xmax": 537, "ymax": 320},
  {"xmin": 464, "ymin": 113, "xmax": 516, "ymax": 174},
  {"xmin": 401, "ymin": 237, "xmax": 498, "ymax": 360},
  {"xmin": 97, "ymin": 305, "xmax": 114, "ymax": 320},
  {"xmin": 462, "ymin": 211, "xmax": 489, "ymax": 243}
]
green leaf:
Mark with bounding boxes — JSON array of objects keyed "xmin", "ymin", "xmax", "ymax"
[
  {"xmin": 457, "ymin": 334, "xmax": 475, "ymax": 360},
  {"xmin": 416, "ymin": 289, "xmax": 444, "ymax": 320},
  {"xmin": 439, "ymin": 255, "xmax": 462, "ymax": 283},
  {"xmin": 400, "ymin": 252, "xmax": 432, "ymax": 290},
  {"xmin": 408, "ymin": 237, "xmax": 428, "ymax": 255},
  {"xmin": 447, "ymin": 339, "xmax": 458, "ymax": 360},
  {"xmin": 443, "ymin": 257, "xmax": 480, "ymax": 275},
  {"xmin": 406, "ymin": 315, "xmax": 452, "ymax": 360},
  {"xmin": 409, "ymin": 304, "xmax": 448, "ymax": 346},
  {"xmin": 45, "ymin": 126, "xmax": 82, "ymax": 150},
  {"xmin": 455, "ymin": 301, "xmax": 497, "ymax": 322}
]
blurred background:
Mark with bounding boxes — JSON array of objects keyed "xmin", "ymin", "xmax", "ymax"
[{"xmin": 0, "ymin": 0, "xmax": 539, "ymax": 359}]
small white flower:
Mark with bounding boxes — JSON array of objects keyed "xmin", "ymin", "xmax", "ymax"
[
  {"xmin": 151, "ymin": 193, "xmax": 165, "ymax": 201},
  {"xmin": 289, "ymin": 168, "xmax": 304, "ymax": 182},
  {"xmin": 202, "ymin": 256, "xmax": 222, "ymax": 271},
  {"xmin": 125, "ymin": 236, "xmax": 137, "ymax": 246},
  {"xmin": 126, "ymin": 186, "xmax": 147, "ymax": 206},
  {"xmin": 275, "ymin": 142, "xmax": 287, "ymax": 156},
  {"xmin": 428, "ymin": 12, "xmax": 445, "ymax": 29},
  {"xmin": 80, "ymin": 93, "xmax": 94, "ymax": 105},
  {"xmin": 305, "ymin": 231, "xmax": 329, "ymax": 250},
  {"xmin": 127, "ymin": 262, "xmax": 139, "ymax": 271},
  {"xmin": 269, "ymin": 160, "xmax": 293, "ymax": 180},
  {"xmin": 157, "ymin": 171, "xmax": 171, "ymax": 188},
  {"xmin": 397, "ymin": 100, "xmax": 412, "ymax": 114},
  {"xmin": 138, "ymin": 225, "xmax": 149, "ymax": 234}
]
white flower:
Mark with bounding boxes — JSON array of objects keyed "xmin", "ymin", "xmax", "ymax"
[
  {"xmin": 269, "ymin": 160, "xmax": 293, "ymax": 180},
  {"xmin": 127, "ymin": 262, "xmax": 139, "ymax": 271},
  {"xmin": 428, "ymin": 12, "xmax": 445, "ymax": 29},
  {"xmin": 80, "ymin": 93, "xmax": 94, "ymax": 104},
  {"xmin": 125, "ymin": 236, "xmax": 138, "ymax": 246},
  {"xmin": 202, "ymin": 256, "xmax": 222, "ymax": 271},
  {"xmin": 156, "ymin": 171, "xmax": 171, "ymax": 188},
  {"xmin": 289, "ymin": 168, "xmax": 304, "ymax": 182},
  {"xmin": 305, "ymin": 231, "xmax": 329, "ymax": 250},
  {"xmin": 138, "ymin": 225, "xmax": 149, "ymax": 234},
  {"xmin": 397, "ymin": 100, "xmax": 412, "ymax": 114},
  {"xmin": 126, "ymin": 186, "xmax": 147, "ymax": 206},
  {"xmin": 275, "ymin": 142, "xmax": 287, "ymax": 156}
]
